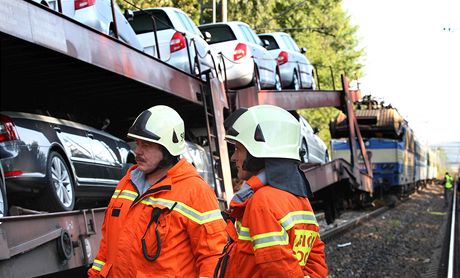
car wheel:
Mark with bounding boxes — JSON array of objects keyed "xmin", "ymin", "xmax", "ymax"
[
  {"xmin": 216, "ymin": 62, "xmax": 224, "ymax": 82},
  {"xmin": 108, "ymin": 23, "xmax": 117, "ymax": 38},
  {"xmin": 193, "ymin": 54, "xmax": 201, "ymax": 76},
  {"xmin": 291, "ymin": 71, "xmax": 300, "ymax": 90},
  {"xmin": 274, "ymin": 71, "xmax": 282, "ymax": 91},
  {"xmin": 253, "ymin": 66, "xmax": 261, "ymax": 90},
  {"xmin": 308, "ymin": 71, "xmax": 315, "ymax": 89},
  {"xmin": 38, "ymin": 151, "xmax": 75, "ymax": 212},
  {"xmin": 300, "ymin": 138, "xmax": 309, "ymax": 163},
  {"xmin": 0, "ymin": 167, "xmax": 7, "ymax": 217},
  {"xmin": 193, "ymin": 61, "xmax": 200, "ymax": 76},
  {"xmin": 39, "ymin": 0, "xmax": 49, "ymax": 7},
  {"xmin": 324, "ymin": 151, "xmax": 330, "ymax": 163}
]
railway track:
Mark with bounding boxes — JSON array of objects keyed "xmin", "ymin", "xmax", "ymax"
[
  {"xmin": 321, "ymin": 206, "xmax": 388, "ymax": 242},
  {"xmin": 322, "ymin": 183, "xmax": 458, "ymax": 278}
]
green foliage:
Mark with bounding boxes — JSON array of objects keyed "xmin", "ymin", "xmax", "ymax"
[
  {"xmin": 436, "ymin": 148, "xmax": 450, "ymax": 178},
  {"xmin": 118, "ymin": 0, "xmax": 201, "ymax": 22}
]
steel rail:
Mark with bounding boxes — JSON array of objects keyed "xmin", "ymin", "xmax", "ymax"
[
  {"xmin": 321, "ymin": 206, "xmax": 388, "ymax": 242},
  {"xmin": 447, "ymin": 182, "xmax": 457, "ymax": 278}
]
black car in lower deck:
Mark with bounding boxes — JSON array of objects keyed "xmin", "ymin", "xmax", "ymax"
[{"xmin": 0, "ymin": 111, "xmax": 136, "ymax": 212}]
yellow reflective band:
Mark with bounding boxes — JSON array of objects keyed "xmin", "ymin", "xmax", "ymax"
[
  {"xmin": 236, "ymin": 221, "xmax": 251, "ymax": 240},
  {"xmin": 111, "ymin": 189, "xmax": 121, "ymax": 198},
  {"xmin": 141, "ymin": 197, "xmax": 223, "ymax": 225},
  {"xmin": 91, "ymin": 259, "xmax": 105, "ymax": 271},
  {"xmin": 279, "ymin": 211, "xmax": 318, "ymax": 231},
  {"xmin": 252, "ymin": 228, "xmax": 289, "ymax": 250},
  {"xmin": 116, "ymin": 190, "xmax": 138, "ymax": 201}
]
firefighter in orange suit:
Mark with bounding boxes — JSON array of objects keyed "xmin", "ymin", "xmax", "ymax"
[
  {"xmin": 88, "ymin": 105, "xmax": 227, "ymax": 278},
  {"xmin": 215, "ymin": 105, "xmax": 328, "ymax": 278}
]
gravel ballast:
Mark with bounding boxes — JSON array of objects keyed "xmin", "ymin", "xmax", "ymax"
[{"xmin": 323, "ymin": 182, "xmax": 448, "ymax": 277}]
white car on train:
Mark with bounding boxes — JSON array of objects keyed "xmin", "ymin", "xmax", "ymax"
[{"xmin": 199, "ymin": 21, "xmax": 282, "ymax": 90}]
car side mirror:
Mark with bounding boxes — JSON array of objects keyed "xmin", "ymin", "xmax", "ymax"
[
  {"xmin": 124, "ymin": 9, "xmax": 134, "ymax": 21},
  {"xmin": 313, "ymin": 127, "xmax": 319, "ymax": 134},
  {"xmin": 203, "ymin": 31, "xmax": 212, "ymax": 42},
  {"xmin": 300, "ymin": 47, "xmax": 307, "ymax": 54}
]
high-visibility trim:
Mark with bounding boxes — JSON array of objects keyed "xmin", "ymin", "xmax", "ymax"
[
  {"xmin": 141, "ymin": 197, "xmax": 223, "ymax": 225},
  {"xmin": 236, "ymin": 221, "xmax": 251, "ymax": 240},
  {"xmin": 293, "ymin": 229, "xmax": 319, "ymax": 266},
  {"xmin": 279, "ymin": 211, "xmax": 318, "ymax": 230},
  {"xmin": 111, "ymin": 189, "xmax": 121, "ymax": 198},
  {"xmin": 252, "ymin": 229, "xmax": 289, "ymax": 250},
  {"xmin": 117, "ymin": 190, "xmax": 138, "ymax": 201},
  {"xmin": 91, "ymin": 259, "xmax": 105, "ymax": 271},
  {"xmin": 235, "ymin": 211, "xmax": 318, "ymax": 249}
]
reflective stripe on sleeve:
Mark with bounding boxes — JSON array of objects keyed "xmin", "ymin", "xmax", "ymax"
[
  {"xmin": 91, "ymin": 259, "xmax": 105, "ymax": 271},
  {"xmin": 111, "ymin": 189, "xmax": 121, "ymax": 198},
  {"xmin": 236, "ymin": 221, "xmax": 251, "ymax": 240},
  {"xmin": 117, "ymin": 190, "xmax": 138, "ymax": 201},
  {"xmin": 279, "ymin": 211, "xmax": 318, "ymax": 230},
  {"xmin": 235, "ymin": 210, "xmax": 318, "ymax": 250},
  {"xmin": 236, "ymin": 223, "xmax": 289, "ymax": 249},
  {"xmin": 111, "ymin": 189, "xmax": 138, "ymax": 201},
  {"xmin": 142, "ymin": 197, "xmax": 223, "ymax": 225},
  {"xmin": 252, "ymin": 229, "xmax": 289, "ymax": 250}
]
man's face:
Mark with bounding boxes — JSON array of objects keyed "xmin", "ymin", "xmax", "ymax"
[
  {"xmin": 134, "ymin": 139, "xmax": 164, "ymax": 173},
  {"xmin": 231, "ymin": 141, "xmax": 254, "ymax": 181}
]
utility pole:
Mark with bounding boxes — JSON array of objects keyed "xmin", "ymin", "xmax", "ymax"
[
  {"xmin": 212, "ymin": 0, "xmax": 216, "ymax": 23},
  {"xmin": 200, "ymin": 0, "xmax": 218, "ymax": 24},
  {"xmin": 221, "ymin": 0, "xmax": 227, "ymax": 22}
]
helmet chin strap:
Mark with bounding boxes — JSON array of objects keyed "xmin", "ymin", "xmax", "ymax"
[
  {"xmin": 144, "ymin": 147, "xmax": 178, "ymax": 177},
  {"xmin": 242, "ymin": 152, "xmax": 265, "ymax": 173}
]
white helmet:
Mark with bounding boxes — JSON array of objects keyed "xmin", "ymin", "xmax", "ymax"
[
  {"xmin": 127, "ymin": 105, "xmax": 185, "ymax": 156},
  {"xmin": 225, "ymin": 105, "xmax": 301, "ymax": 161}
]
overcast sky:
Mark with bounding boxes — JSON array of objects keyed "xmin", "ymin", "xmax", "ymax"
[{"xmin": 342, "ymin": 0, "xmax": 460, "ymax": 145}]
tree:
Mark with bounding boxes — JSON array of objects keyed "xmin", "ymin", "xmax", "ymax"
[{"xmin": 119, "ymin": 0, "xmax": 200, "ymax": 22}]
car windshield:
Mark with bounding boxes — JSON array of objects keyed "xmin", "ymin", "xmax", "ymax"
[
  {"xmin": 130, "ymin": 10, "xmax": 174, "ymax": 34},
  {"xmin": 199, "ymin": 25, "xmax": 236, "ymax": 44},
  {"xmin": 259, "ymin": 35, "xmax": 279, "ymax": 50}
]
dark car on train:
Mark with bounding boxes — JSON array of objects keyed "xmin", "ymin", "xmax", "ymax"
[{"xmin": 0, "ymin": 111, "xmax": 136, "ymax": 212}]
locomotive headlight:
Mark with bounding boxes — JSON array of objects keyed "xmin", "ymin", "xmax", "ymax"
[{"xmin": 381, "ymin": 163, "xmax": 394, "ymax": 169}]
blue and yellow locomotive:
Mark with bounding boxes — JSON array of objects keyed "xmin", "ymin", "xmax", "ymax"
[{"xmin": 330, "ymin": 96, "xmax": 438, "ymax": 198}]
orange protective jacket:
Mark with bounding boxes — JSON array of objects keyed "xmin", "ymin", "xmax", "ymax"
[
  {"xmin": 218, "ymin": 175, "xmax": 328, "ymax": 278},
  {"xmin": 88, "ymin": 159, "xmax": 227, "ymax": 278}
]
